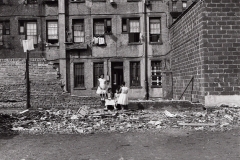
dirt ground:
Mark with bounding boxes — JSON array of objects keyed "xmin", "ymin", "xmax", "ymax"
[{"xmin": 0, "ymin": 128, "xmax": 239, "ymax": 160}]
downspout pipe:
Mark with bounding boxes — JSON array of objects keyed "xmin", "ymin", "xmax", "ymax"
[{"xmin": 144, "ymin": 1, "xmax": 149, "ymax": 100}]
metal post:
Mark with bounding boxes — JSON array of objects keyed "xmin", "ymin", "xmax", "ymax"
[
  {"xmin": 191, "ymin": 77, "xmax": 194, "ymax": 102},
  {"xmin": 26, "ymin": 50, "xmax": 30, "ymax": 109},
  {"xmin": 144, "ymin": 1, "xmax": 149, "ymax": 100}
]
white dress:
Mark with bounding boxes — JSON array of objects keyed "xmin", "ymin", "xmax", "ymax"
[
  {"xmin": 117, "ymin": 86, "xmax": 129, "ymax": 105},
  {"xmin": 96, "ymin": 78, "xmax": 107, "ymax": 94}
]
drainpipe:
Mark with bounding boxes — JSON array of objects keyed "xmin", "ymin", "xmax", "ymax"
[
  {"xmin": 59, "ymin": 0, "xmax": 67, "ymax": 92},
  {"xmin": 144, "ymin": 1, "xmax": 149, "ymax": 100}
]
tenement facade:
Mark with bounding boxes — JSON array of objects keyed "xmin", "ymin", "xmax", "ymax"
[{"xmin": 1, "ymin": 0, "xmax": 182, "ymax": 100}]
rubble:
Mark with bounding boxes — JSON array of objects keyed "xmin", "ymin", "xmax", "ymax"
[{"xmin": 0, "ymin": 105, "xmax": 239, "ymax": 135}]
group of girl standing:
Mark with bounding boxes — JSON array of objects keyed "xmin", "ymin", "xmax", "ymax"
[{"xmin": 96, "ymin": 74, "xmax": 129, "ymax": 110}]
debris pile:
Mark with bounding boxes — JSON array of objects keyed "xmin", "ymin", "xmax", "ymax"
[{"xmin": 0, "ymin": 105, "xmax": 239, "ymax": 134}]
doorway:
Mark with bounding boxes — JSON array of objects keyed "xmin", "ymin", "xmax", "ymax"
[{"xmin": 111, "ymin": 62, "xmax": 123, "ymax": 94}]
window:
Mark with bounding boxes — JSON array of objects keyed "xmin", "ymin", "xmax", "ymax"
[
  {"xmin": 122, "ymin": 18, "xmax": 140, "ymax": 43},
  {"xmin": 19, "ymin": 21, "xmax": 37, "ymax": 45},
  {"xmin": 93, "ymin": 19, "xmax": 111, "ymax": 37},
  {"xmin": 182, "ymin": 1, "xmax": 187, "ymax": 10},
  {"xmin": 93, "ymin": 62, "xmax": 104, "ymax": 87},
  {"xmin": 27, "ymin": 0, "xmax": 37, "ymax": 4},
  {"xmin": 74, "ymin": 63, "xmax": 85, "ymax": 88},
  {"xmin": 149, "ymin": 18, "xmax": 161, "ymax": 43},
  {"xmin": 130, "ymin": 62, "xmax": 140, "ymax": 86},
  {"xmin": 0, "ymin": 21, "xmax": 10, "ymax": 45},
  {"xmin": 151, "ymin": 61, "xmax": 162, "ymax": 87},
  {"xmin": 172, "ymin": 1, "xmax": 177, "ymax": 11},
  {"xmin": 47, "ymin": 21, "xmax": 58, "ymax": 44},
  {"xmin": 73, "ymin": 19, "xmax": 84, "ymax": 43}
]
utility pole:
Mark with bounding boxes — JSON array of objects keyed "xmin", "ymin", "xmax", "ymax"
[
  {"xmin": 26, "ymin": 50, "xmax": 30, "ymax": 109},
  {"xmin": 144, "ymin": 0, "xmax": 149, "ymax": 100}
]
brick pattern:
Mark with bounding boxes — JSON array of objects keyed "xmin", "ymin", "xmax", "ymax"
[
  {"xmin": 202, "ymin": 0, "xmax": 240, "ymax": 96},
  {"xmin": 170, "ymin": 0, "xmax": 240, "ymax": 104},
  {"xmin": 170, "ymin": 1, "xmax": 205, "ymax": 103},
  {"xmin": 0, "ymin": 58, "xmax": 101, "ymax": 108}
]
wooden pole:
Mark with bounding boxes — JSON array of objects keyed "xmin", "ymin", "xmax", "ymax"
[{"xmin": 26, "ymin": 50, "xmax": 30, "ymax": 109}]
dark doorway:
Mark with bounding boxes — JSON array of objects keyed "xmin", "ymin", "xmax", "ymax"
[{"xmin": 111, "ymin": 62, "xmax": 123, "ymax": 94}]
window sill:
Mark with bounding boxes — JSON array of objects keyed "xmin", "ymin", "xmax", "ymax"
[
  {"xmin": 92, "ymin": 44, "xmax": 107, "ymax": 47},
  {"xmin": 149, "ymin": 42, "xmax": 163, "ymax": 45},
  {"xmin": 74, "ymin": 87, "xmax": 86, "ymax": 90},
  {"xmin": 130, "ymin": 86, "xmax": 143, "ymax": 89},
  {"xmin": 151, "ymin": 86, "xmax": 162, "ymax": 88},
  {"xmin": 128, "ymin": 42, "xmax": 142, "ymax": 45}
]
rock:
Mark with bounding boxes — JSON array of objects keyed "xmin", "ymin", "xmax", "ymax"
[
  {"xmin": 164, "ymin": 110, "xmax": 176, "ymax": 118},
  {"xmin": 70, "ymin": 115, "xmax": 78, "ymax": 120}
]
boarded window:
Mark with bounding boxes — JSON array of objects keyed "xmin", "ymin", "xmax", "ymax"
[
  {"xmin": 74, "ymin": 63, "xmax": 85, "ymax": 88},
  {"xmin": 93, "ymin": 62, "xmax": 104, "ymax": 87},
  {"xmin": 130, "ymin": 62, "xmax": 141, "ymax": 86}
]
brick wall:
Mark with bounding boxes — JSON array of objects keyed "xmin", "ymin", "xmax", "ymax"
[
  {"xmin": 170, "ymin": 0, "xmax": 240, "ymax": 106},
  {"xmin": 170, "ymin": 1, "xmax": 205, "ymax": 103},
  {"xmin": 202, "ymin": 0, "xmax": 240, "ymax": 97},
  {"xmin": 0, "ymin": 58, "xmax": 101, "ymax": 108}
]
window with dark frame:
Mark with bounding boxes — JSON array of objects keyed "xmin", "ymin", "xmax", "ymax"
[
  {"xmin": 93, "ymin": 62, "xmax": 104, "ymax": 87},
  {"xmin": 74, "ymin": 63, "xmax": 85, "ymax": 88},
  {"xmin": 93, "ymin": 19, "xmax": 111, "ymax": 37},
  {"xmin": 172, "ymin": 0, "xmax": 177, "ymax": 12},
  {"xmin": 19, "ymin": 21, "xmax": 38, "ymax": 46},
  {"xmin": 73, "ymin": 19, "xmax": 84, "ymax": 43},
  {"xmin": 151, "ymin": 61, "xmax": 162, "ymax": 87},
  {"xmin": 0, "ymin": 21, "xmax": 10, "ymax": 45},
  {"xmin": 149, "ymin": 18, "xmax": 161, "ymax": 43},
  {"xmin": 130, "ymin": 62, "xmax": 141, "ymax": 87},
  {"xmin": 122, "ymin": 18, "xmax": 140, "ymax": 43},
  {"xmin": 47, "ymin": 21, "xmax": 58, "ymax": 44}
]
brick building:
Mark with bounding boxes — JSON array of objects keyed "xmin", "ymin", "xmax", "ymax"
[{"xmin": 169, "ymin": 0, "xmax": 240, "ymax": 106}]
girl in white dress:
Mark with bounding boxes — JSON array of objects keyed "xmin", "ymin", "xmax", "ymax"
[
  {"xmin": 117, "ymin": 82, "xmax": 129, "ymax": 110},
  {"xmin": 96, "ymin": 74, "xmax": 107, "ymax": 101}
]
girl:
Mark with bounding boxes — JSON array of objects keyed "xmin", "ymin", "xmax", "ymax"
[
  {"xmin": 96, "ymin": 74, "xmax": 107, "ymax": 101},
  {"xmin": 117, "ymin": 82, "xmax": 129, "ymax": 110}
]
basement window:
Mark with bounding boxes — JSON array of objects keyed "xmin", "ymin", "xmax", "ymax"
[
  {"xmin": 151, "ymin": 61, "xmax": 162, "ymax": 87},
  {"xmin": 47, "ymin": 21, "xmax": 58, "ymax": 45},
  {"xmin": 19, "ymin": 21, "xmax": 38, "ymax": 46}
]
